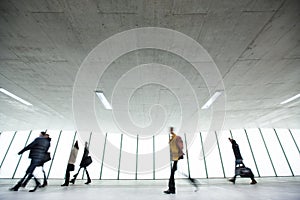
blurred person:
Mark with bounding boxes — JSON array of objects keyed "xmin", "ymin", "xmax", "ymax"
[
  {"xmin": 70, "ymin": 141, "xmax": 92, "ymax": 185},
  {"xmin": 228, "ymin": 138, "xmax": 257, "ymax": 184},
  {"xmin": 9, "ymin": 131, "xmax": 50, "ymax": 192},
  {"xmin": 61, "ymin": 141, "xmax": 79, "ymax": 186},
  {"xmin": 164, "ymin": 127, "xmax": 184, "ymax": 194}
]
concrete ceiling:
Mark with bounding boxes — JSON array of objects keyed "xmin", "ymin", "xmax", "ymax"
[{"xmin": 0, "ymin": 0, "xmax": 299, "ymax": 134}]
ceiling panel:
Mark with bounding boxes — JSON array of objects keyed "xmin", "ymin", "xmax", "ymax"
[{"xmin": 0, "ymin": 0, "xmax": 299, "ymax": 132}]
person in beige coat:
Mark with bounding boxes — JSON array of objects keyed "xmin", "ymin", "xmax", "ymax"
[
  {"xmin": 61, "ymin": 141, "xmax": 79, "ymax": 186},
  {"xmin": 164, "ymin": 127, "xmax": 184, "ymax": 194}
]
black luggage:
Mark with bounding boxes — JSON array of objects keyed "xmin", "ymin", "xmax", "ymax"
[{"xmin": 235, "ymin": 165, "xmax": 254, "ymax": 178}]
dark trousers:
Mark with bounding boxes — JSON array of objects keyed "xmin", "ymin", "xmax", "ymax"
[
  {"xmin": 63, "ymin": 164, "xmax": 74, "ymax": 185},
  {"xmin": 65, "ymin": 169, "xmax": 71, "ymax": 185},
  {"xmin": 168, "ymin": 161, "xmax": 178, "ymax": 192},
  {"xmin": 72, "ymin": 167, "xmax": 91, "ymax": 182},
  {"xmin": 23, "ymin": 159, "xmax": 43, "ymax": 184},
  {"xmin": 26, "ymin": 159, "xmax": 43, "ymax": 174},
  {"xmin": 13, "ymin": 159, "xmax": 42, "ymax": 189}
]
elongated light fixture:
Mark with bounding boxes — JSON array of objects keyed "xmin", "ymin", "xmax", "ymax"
[
  {"xmin": 280, "ymin": 93, "xmax": 300, "ymax": 105},
  {"xmin": 95, "ymin": 91, "xmax": 112, "ymax": 109},
  {"xmin": 201, "ymin": 90, "xmax": 223, "ymax": 109},
  {"xmin": 0, "ymin": 88, "xmax": 32, "ymax": 106}
]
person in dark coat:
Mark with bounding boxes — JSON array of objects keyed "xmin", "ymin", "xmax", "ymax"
[
  {"xmin": 70, "ymin": 141, "xmax": 92, "ymax": 185},
  {"xmin": 228, "ymin": 138, "xmax": 257, "ymax": 184},
  {"xmin": 9, "ymin": 131, "xmax": 50, "ymax": 192}
]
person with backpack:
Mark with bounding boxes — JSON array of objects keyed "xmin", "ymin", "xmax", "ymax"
[{"xmin": 164, "ymin": 127, "xmax": 184, "ymax": 194}]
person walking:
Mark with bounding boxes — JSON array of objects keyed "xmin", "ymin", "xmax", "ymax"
[
  {"xmin": 70, "ymin": 141, "xmax": 92, "ymax": 185},
  {"xmin": 164, "ymin": 127, "xmax": 184, "ymax": 194},
  {"xmin": 228, "ymin": 138, "xmax": 257, "ymax": 184},
  {"xmin": 61, "ymin": 141, "xmax": 79, "ymax": 186},
  {"xmin": 9, "ymin": 131, "xmax": 50, "ymax": 192}
]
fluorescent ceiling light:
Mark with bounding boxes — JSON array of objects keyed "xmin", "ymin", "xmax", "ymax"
[
  {"xmin": 0, "ymin": 88, "xmax": 32, "ymax": 106},
  {"xmin": 95, "ymin": 91, "xmax": 112, "ymax": 110},
  {"xmin": 201, "ymin": 90, "xmax": 223, "ymax": 109},
  {"xmin": 280, "ymin": 93, "xmax": 300, "ymax": 105}
]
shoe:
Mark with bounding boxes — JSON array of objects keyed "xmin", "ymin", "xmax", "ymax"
[
  {"xmin": 188, "ymin": 177, "xmax": 199, "ymax": 192},
  {"xmin": 69, "ymin": 179, "xmax": 75, "ymax": 184},
  {"xmin": 250, "ymin": 180, "xmax": 257, "ymax": 184},
  {"xmin": 9, "ymin": 187, "xmax": 19, "ymax": 191},
  {"xmin": 39, "ymin": 181, "xmax": 47, "ymax": 188},
  {"xmin": 9, "ymin": 182, "xmax": 22, "ymax": 191},
  {"xmin": 61, "ymin": 183, "xmax": 69, "ymax": 186},
  {"xmin": 163, "ymin": 189, "xmax": 175, "ymax": 194},
  {"xmin": 228, "ymin": 178, "xmax": 236, "ymax": 184},
  {"xmin": 29, "ymin": 180, "xmax": 41, "ymax": 192},
  {"xmin": 85, "ymin": 180, "xmax": 91, "ymax": 185}
]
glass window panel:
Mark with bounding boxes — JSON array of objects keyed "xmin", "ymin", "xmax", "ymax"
[
  {"xmin": 101, "ymin": 133, "xmax": 121, "ymax": 179},
  {"xmin": 247, "ymin": 129, "xmax": 275, "ymax": 176},
  {"xmin": 218, "ymin": 130, "xmax": 235, "ymax": 178},
  {"xmin": 261, "ymin": 128, "xmax": 291, "ymax": 176},
  {"xmin": 276, "ymin": 129, "xmax": 300, "ymax": 175},
  {"xmin": 14, "ymin": 130, "xmax": 43, "ymax": 178},
  {"xmin": 88, "ymin": 131, "xmax": 105, "ymax": 179},
  {"xmin": 0, "ymin": 131, "xmax": 15, "ymax": 166},
  {"xmin": 47, "ymin": 131, "xmax": 75, "ymax": 179},
  {"xmin": 119, "ymin": 134, "xmax": 136, "ymax": 179},
  {"xmin": 0, "ymin": 131, "xmax": 30, "ymax": 178},
  {"xmin": 187, "ymin": 132, "xmax": 206, "ymax": 178},
  {"xmin": 290, "ymin": 129, "xmax": 300, "ymax": 151},
  {"xmin": 137, "ymin": 137, "xmax": 153, "ymax": 179},
  {"xmin": 204, "ymin": 132, "xmax": 223, "ymax": 178},
  {"xmin": 231, "ymin": 129, "xmax": 258, "ymax": 176},
  {"xmin": 154, "ymin": 134, "xmax": 170, "ymax": 179}
]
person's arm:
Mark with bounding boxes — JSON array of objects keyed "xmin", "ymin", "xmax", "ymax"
[
  {"xmin": 176, "ymin": 136, "xmax": 184, "ymax": 150},
  {"xmin": 18, "ymin": 139, "xmax": 37, "ymax": 154}
]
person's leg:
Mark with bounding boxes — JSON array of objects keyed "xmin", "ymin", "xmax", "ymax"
[
  {"xmin": 21, "ymin": 173, "xmax": 34, "ymax": 187},
  {"xmin": 62, "ymin": 168, "xmax": 71, "ymax": 186},
  {"xmin": 229, "ymin": 175, "xmax": 236, "ymax": 184},
  {"xmin": 9, "ymin": 159, "xmax": 41, "ymax": 191},
  {"xmin": 20, "ymin": 159, "xmax": 37, "ymax": 187},
  {"xmin": 249, "ymin": 171, "xmax": 257, "ymax": 184},
  {"xmin": 84, "ymin": 168, "xmax": 91, "ymax": 184},
  {"xmin": 164, "ymin": 161, "xmax": 178, "ymax": 194},
  {"xmin": 229, "ymin": 160, "xmax": 239, "ymax": 184},
  {"xmin": 39, "ymin": 166, "xmax": 48, "ymax": 187},
  {"xmin": 29, "ymin": 176, "xmax": 41, "ymax": 192},
  {"xmin": 70, "ymin": 167, "xmax": 81, "ymax": 184},
  {"xmin": 9, "ymin": 173, "xmax": 28, "ymax": 191},
  {"xmin": 187, "ymin": 175, "xmax": 199, "ymax": 191}
]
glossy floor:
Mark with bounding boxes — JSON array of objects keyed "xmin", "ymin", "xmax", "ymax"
[{"xmin": 0, "ymin": 177, "xmax": 299, "ymax": 200}]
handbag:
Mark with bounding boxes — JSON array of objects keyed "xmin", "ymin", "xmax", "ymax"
[
  {"xmin": 235, "ymin": 166, "xmax": 253, "ymax": 177},
  {"xmin": 80, "ymin": 156, "xmax": 93, "ymax": 167},
  {"xmin": 67, "ymin": 163, "xmax": 75, "ymax": 171},
  {"xmin": 44, "ymin": 152, "xmax": 51, "ymax": 163}
]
